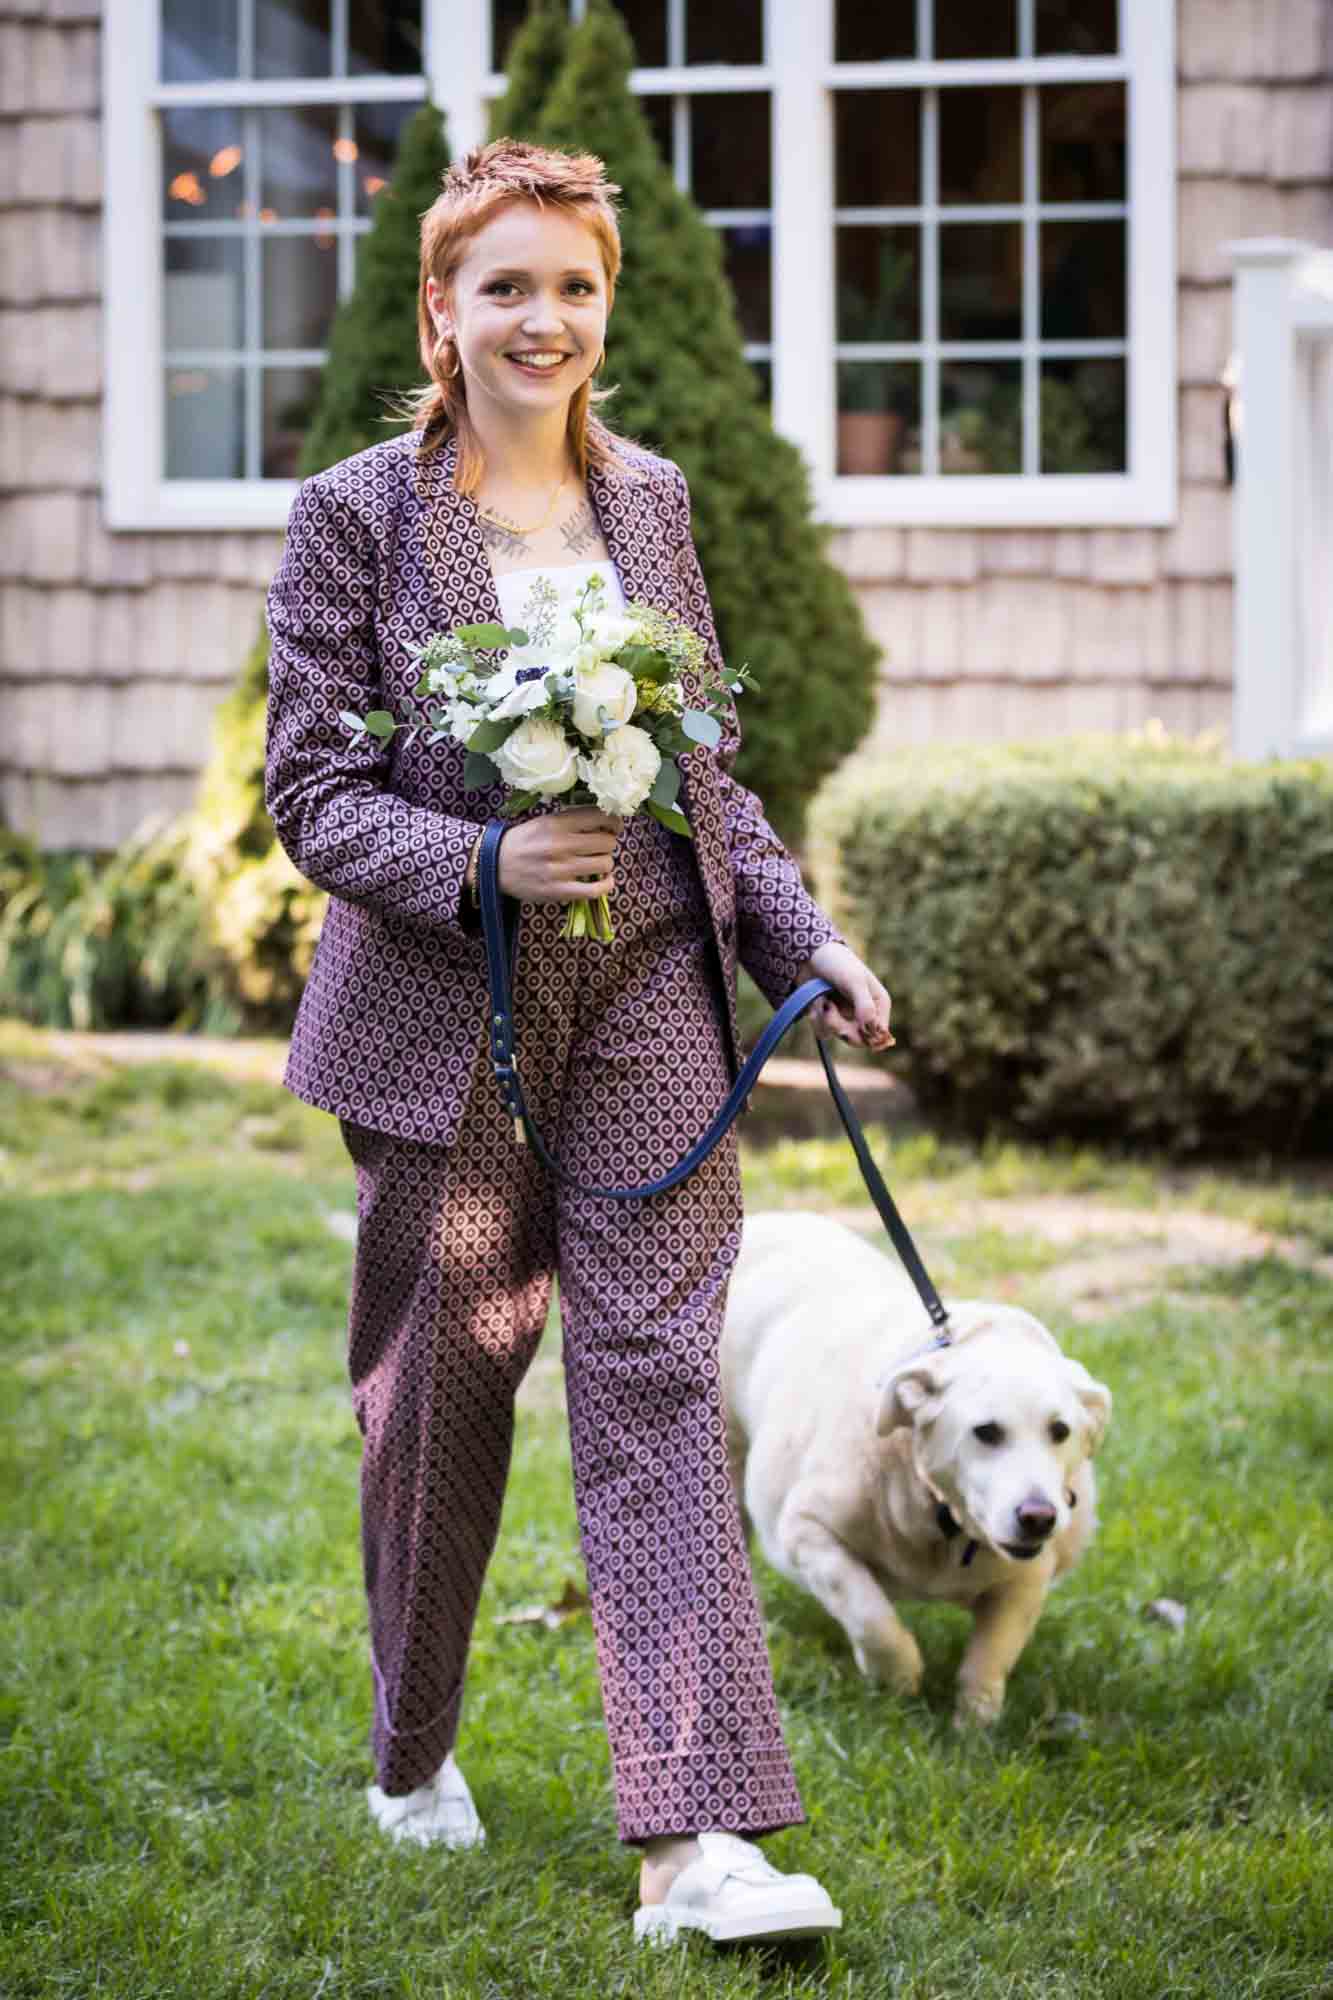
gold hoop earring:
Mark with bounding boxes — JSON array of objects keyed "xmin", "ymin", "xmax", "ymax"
[{"xmin": 434, "ymin": 327, "xmax": 460, "ymax": 380}]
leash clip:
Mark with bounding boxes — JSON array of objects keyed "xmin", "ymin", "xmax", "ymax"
[{"xmin": 491, "ymin": 1055, "xmax": 526, "ymax": 1145}]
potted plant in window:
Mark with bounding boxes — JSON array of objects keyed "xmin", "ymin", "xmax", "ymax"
[{"xmin": 836, "ymin": 240, "xmax": 915, "ymax": 474}]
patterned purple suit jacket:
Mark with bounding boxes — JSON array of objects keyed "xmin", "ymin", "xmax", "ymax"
[{"xmin": 264, "ymin": 426, "xmax": 847, "ymax": 1146}]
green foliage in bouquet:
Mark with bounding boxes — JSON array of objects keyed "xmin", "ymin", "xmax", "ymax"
[
  {"xmin": 180, "ymin": 100, "xmax": 453, "ymax": 1027},
  {"xmin": 810, "ymin": 733, "xmax": 1333, "ymax": 1155},
  {"xmin": 528, "ymin": 0, "xmax": 881, "ymax": 848},
  {"xmin": 0, "ymin": 821, "xmax": 231, "ymax": 1034}
]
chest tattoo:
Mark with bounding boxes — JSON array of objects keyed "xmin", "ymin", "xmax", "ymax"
[
  {"xmin": 478, "ymin": 514, "xmax": 532, "ymax": 561},
  {"xmin": 559, "ymin": 499, "xmax": 602, "ymax": 559}
]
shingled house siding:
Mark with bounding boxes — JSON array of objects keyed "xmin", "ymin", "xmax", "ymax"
[
  {"xmin": 0, "ymin": 0, "xmax": 285, "ymax": 850},
  {"xmin": 837, "ymin": 0, "xmax": 1333, "ymax": 754},
  {"xmin": 0, "ymin": 0, "xmax": 1330, "ymax": 850}
]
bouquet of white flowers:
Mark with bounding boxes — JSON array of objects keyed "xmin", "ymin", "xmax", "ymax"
[{"xmin": 341, "ymin": 570, "xmax": 756, "ymax": 940}]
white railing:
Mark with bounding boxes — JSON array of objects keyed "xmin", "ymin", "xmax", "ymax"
[{"xmin": 1228, "ymin": 238, "xmax": 1333, "ymax": 760}]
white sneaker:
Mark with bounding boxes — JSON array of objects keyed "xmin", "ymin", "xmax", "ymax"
[
  {"xmin": 366, "ymin": 1752, "xmax": 486, "ymax": 1849},
  {"xmin": 633, "ymin": 1830, "xmax": 842, "ymax": 1945}
]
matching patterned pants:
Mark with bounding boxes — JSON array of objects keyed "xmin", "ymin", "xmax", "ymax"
[{"xmin": 336, "ymin": 812, "xmax": 805, "ymax": 1843}]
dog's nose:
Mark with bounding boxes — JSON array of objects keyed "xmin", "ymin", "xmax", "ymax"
[{"xmin": 1015, "ymin": 1497, "xmax": 1057, "ymax": 1540}]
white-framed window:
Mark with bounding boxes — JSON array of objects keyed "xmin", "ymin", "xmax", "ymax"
[
  {"xmin": 103, "ymin": 0, "xmax": 1174, "ymax": 531},
  {"xmin": 104, "ymin": 0, "xmax": 429, "ymax": 529}
]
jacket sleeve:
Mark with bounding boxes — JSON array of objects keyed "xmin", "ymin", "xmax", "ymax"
[
  {"xmin": 264, "ymin": 474, "xmax": 482, "ymax": 939},
  {"xmin": 669, "ymin": 463, "xmax": 849, "ymax": 1007}
]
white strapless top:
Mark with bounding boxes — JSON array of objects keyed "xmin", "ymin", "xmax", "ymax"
[{"xmin": 490, "ymin": 557, "xmax": 627, "ymax": 639}]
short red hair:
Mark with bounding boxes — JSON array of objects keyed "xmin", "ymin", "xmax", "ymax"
[{"xmin": 412, "ymin": 136, "xmax": 641, "ymax": 492}]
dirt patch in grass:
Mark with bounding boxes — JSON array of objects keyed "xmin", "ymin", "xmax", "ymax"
[{"xmin": 819, "ymin": 1193, "xmax": 1333, "ymax": 1320}]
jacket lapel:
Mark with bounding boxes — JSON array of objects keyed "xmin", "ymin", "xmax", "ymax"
[
  {"xmin": 411, "ymin": 430, "xmax": 505, "ymax": 641},
  {"xmin": 586, "ymin": 456, "xmax": 661, "ymax": 615}
]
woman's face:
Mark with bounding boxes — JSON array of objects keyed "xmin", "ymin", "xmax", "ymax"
[{"xmin": 426, "ymin": 202, "xmax": 609, "ymax": 418}]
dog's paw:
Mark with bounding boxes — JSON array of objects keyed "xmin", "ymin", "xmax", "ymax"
[
  {"xmin": 853, "ymin": 1632, "xmax": 924, "ymax": 1696},
  {"xmin": 952, "ymin": 1683, "xmax": 1004, "ymax": 1728}
]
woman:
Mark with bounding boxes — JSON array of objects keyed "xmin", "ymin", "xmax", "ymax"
[{"xmin": 265, "ymin": 137, "xmax": 894, "ymax": 1946}]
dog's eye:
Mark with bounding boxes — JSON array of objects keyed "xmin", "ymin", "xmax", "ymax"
[
  {"xmin": 1050, "ymin": 1420, "xmax": 1071, "ymax": 1443},
  {"xmin": 972, "ymin": 1422, "xmax": 1005, "ymax": 1446}
]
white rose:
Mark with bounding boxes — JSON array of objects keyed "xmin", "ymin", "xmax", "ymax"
[
  {"xmin": 576, "ymin": 724, "xmax": 661, "ymax": 816},
  {"xmin": 492, "ymin": 715, "xmax": 578, "ymax": 796},
  {"xmin": 573, "ymin": 659, "xmax": 637, "ymax": 738}
]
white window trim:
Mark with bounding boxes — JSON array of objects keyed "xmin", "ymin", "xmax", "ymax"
[
  {"xmin": 103, "ymin": 0, "xmax": 446, "ymax": 531},
  {"xmin": 775, "ymin": 0, "xmax": 1175, "ymax": 526},
  {"xmin": 104, "ymin": 0, "xmax": 1174, "ymax": 533}
]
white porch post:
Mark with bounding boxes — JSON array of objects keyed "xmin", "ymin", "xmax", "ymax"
[
  {"xmin": 1226, "ymin": 236, "xmax": 1333, "ymax": 761},
  {"xmin": 427, "ymin": 0, "xmax": 489, "ymax": 161},
  {"xmin": 1227, "ymin": 239, "xmax": 1305, "ymax": 760},
  {"xmin": 769, "ymin": 0, "xmax": 834, "ymax": 483}
]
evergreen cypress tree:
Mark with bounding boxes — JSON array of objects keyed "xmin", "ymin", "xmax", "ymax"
[
  {"xmin": 487, "ymin": 0, "xmax": 570, "ymax": 142},
  {"xmin": 298, "ymin": 101, "xmax": 452, "ymax": 477},
  {"xmin": 183, "ymin": 101, "xmax": 452, "ymax": 1026},
  {"xmin": 530, "ymin": 0, "xmax": 880, "ymax": 847}
]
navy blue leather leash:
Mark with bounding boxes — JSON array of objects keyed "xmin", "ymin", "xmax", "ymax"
[{"xmin": 477, "ymin": 818, "xmax": 951, "ymax": 1338}]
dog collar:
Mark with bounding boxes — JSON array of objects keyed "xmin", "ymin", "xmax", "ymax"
[{"xmin": 935, "ymin": 1502, "xmax": 980, "ymax": 1568}]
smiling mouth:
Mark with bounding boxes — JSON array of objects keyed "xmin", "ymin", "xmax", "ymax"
[
  {"xmin": 1001, "ymin": 1542, "xmax": 1046, "ymax": 1561},
  {"xmin": 506, "ymin": 353, "xmax": 572, "ymax": 375}
]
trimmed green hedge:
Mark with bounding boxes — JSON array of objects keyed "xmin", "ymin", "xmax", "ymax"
[{"xmin": 809, "ymin": 737, "xmax": 1333, "ymax": 1154}]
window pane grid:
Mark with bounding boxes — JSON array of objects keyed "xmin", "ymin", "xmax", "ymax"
[
  {"xmin": 1021, "ymin": 65, "xmax": 1039, "ymax": 472},
  {"xmin": 834, "ymin": 60, "xmax": 1126, "ymax": 477},
  {"xmin": 160, "ymin": 2, "xmax": 423, "ymax": 478}
]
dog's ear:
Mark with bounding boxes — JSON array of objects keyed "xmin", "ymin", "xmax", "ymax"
[
  {"xmin": 1064, "ymin": 1359, "xmax": 1112, "ymax": 1454},
  {"xmin": 875, "ymin": 1362, "xmax": 943, "ymax": 1437}
]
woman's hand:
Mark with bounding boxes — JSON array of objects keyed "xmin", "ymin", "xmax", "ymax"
[
  {"xmin": 798, "ymin": 941, "xmax": 895, "ymax": 1050},
  {"xmin": 497, "ymin": 805, "xmax": 624, "ymax": 904}
]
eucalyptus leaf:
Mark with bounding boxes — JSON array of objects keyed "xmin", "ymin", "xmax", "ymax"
[
  {"xmin": 681, "ymin": 709, "xmax": 722, "ymax": 749},
  {"xmin": 455, "ymin": 621, "xmax": 512, "ymax": 649},
  {"xmin": 498, "ymin": 790, "xmax": 539, "ymax": 817},
  {"xmin": 339, "ymin": 710, "xmax": 367, "ymax": 734},
  {"xmin": 464, "ymin": 750, "xmax": 500, "ymax": 790},
  {"xmin": 364, "ymin": 710, "xmax": 398, "ymax": 740},
  {"xmin": 646, "ymin": 798, "xmax": 692, "ymax": 838},
  {"xmin": 467, "ymin": 717, "xmax": 521, "ymax": 754},
  {"xmin": 650, "ymin": 761, "xmax": 681, "ymax": 808},
  {"xmin": 617, "ymin": 644, "xmax": 672, "ymax": 683}
]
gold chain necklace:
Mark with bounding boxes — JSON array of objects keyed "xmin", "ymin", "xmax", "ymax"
[{"xmin": 476, "ymin": 474, "xmax": 569, "ymax": 537}]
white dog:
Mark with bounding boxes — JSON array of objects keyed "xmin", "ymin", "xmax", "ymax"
[{"xmin": 721, "ymin": 1212, "xmax": 1112, "ymax": 1725}]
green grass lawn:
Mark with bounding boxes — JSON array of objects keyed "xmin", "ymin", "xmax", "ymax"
[{"xmin": 2, "ymin": 1020, "xmax": 1331, "ymax": 1999}]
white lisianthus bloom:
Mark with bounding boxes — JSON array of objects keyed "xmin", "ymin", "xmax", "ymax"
[
  {"xmin": 493, "ymin": 715, "xmax": 579, "ymax": 795},
  {"xmin": 577, "ymin": 724, "xmax": 661, "ymax": 816},
  {"xmin": 572, "ymin": 658, "xmax": 637, "ymax": 738},
  {"xmin": 488, "ymin": 673, "xmax": 554, "ymax": 722},
  {"xmin": 586, "ymin": 608, "xmax": 638, "ymax": 653},
  {"xmin": 446, "ymin": 700, "xmax": 484, "ymax": 746}
]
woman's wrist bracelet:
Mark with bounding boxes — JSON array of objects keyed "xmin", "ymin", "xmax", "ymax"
[{"xmin": 464, "ymin": 830, "xmax": 485, "ymax": 908}]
